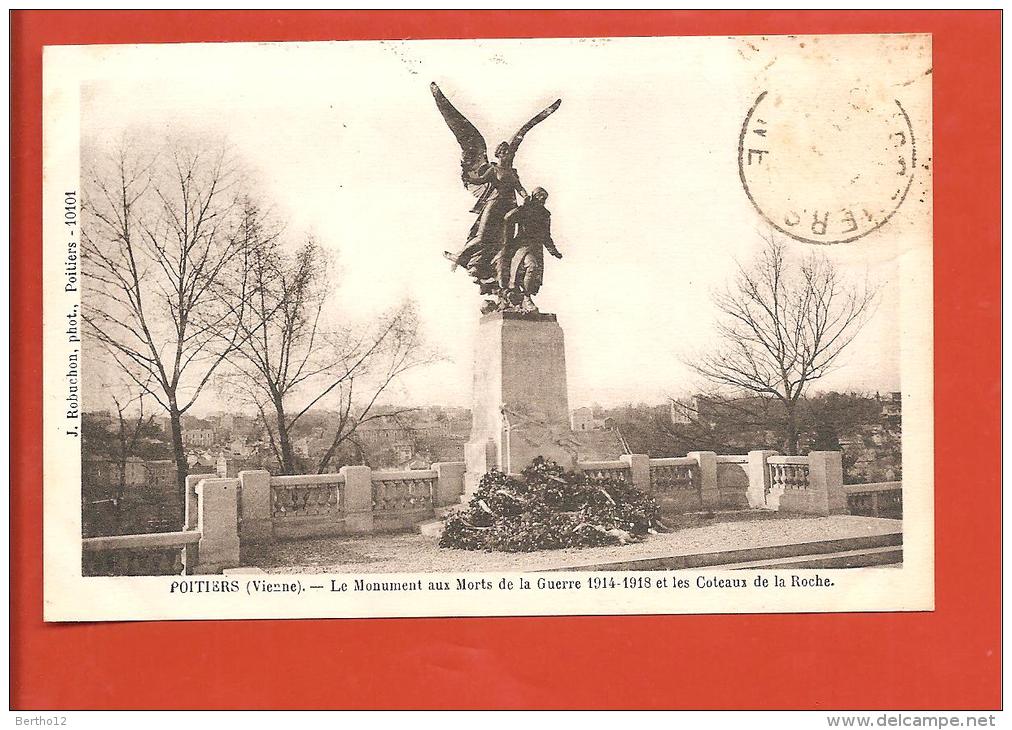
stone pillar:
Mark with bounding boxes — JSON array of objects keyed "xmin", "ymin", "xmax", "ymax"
[
  {"xmin": 238, "ymin": 470, "xmax": 273, "ymax": 544},
  {"xmin": 465, "ymin": 311, "xmax": 576, "ymax": 493},
  {"xmin": 463, "ymin": 439, "xmax": 494, "ymax": 498},
  {"xmin": 184, "ymin": 473, "xmax": 204, "ymax": 530},
  {"xmin": 747, "ymin": 450, "xmax": 778, "ymax": 509},
  {"xmin": 688, "ymin": 451, "xmax": 718, "ymax": 509},
  {"xmin": 809, "ymin": 451, "xmax": 846, "ymax": 515},
  {"xmin": 432, "ymin": 462, "xmax": 466, "ymax": 508},
  {"xmin": 181, "ymin": 541, "xmax": 198, "ymax": 575},
  {"xmin": 619, "ymin": 454, "xmax": 651, "ymax": 492},
  {"xmin": 340, "ymin": 465, "xmax": 374, "ymax": 533},
  {"xmin": 195, "ymin": 478, "xmax": 240, "ymax": 574}
]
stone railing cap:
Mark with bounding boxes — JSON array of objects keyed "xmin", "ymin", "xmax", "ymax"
[{"xmin": 83, "ymin": 531, "xmax": 200, "ymax": 550}]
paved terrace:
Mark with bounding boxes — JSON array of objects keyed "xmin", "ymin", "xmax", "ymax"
[{"xmin": 241, "ymin": 513, "xmax": 902, "ymax": 574}]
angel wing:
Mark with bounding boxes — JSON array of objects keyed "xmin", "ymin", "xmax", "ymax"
[
  {"xmin": 509, "ymin": 98, "xmax": 562, "ymax": 156},
  {"xmin": 430, "ymin": 82, "xmax": 489, "ymax": 197}
]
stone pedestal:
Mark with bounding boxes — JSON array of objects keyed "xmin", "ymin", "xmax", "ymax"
[
  {"xmin": 194, "ymin": 478, "xmax": 240, "ymax": 574},
  {"xmin": 747, "ymin": 450, "xmax": 779, "ymax": 510},
  {"xmin": 464, "ymin": 311, "xmax": 577, "ymax": 496}
]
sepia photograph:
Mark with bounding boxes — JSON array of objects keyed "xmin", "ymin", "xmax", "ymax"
[
  {"xmin": 14, "ymin": 7, "xmax": 1005, "ymax": 718},
  {"xmin": 42, "ymin": 32, "xmax": 933, "ymax": 620}
]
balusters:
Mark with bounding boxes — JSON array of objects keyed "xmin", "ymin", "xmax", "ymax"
[
  {"xmin": 584, "ymin": 468, "xmax": 629, "ymax": 483},
  {"xmin": 771, "ymin": 464, "xmax": 785, "ymax": 490},
  {"xmin": 372, "ymin": 478, "xmax": 435, "ymax": 511},
  {"xmin": 768, "ymin": 463, "xmax": 811, "ymax": 490},
  {"xmin": 649, "ymin": 464, "xmax": 695, "ymax": 491},
  {"xmin": 272, "ymin": 483, "xmax": 341, "ymax": 518},
  {"xmin": 83, "ymin": 547, "xmax": 185, "ymax": 576}
]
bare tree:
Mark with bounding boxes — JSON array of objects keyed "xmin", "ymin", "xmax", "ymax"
[
  {"xmin": 81, "ymin": 138, "xmax": 251, "ymax": 512},
  {"xmin": 312, "ymin": 350, "xmax": 422, "ymax": 475},
  {"xmin": 108, "ymin": 387, "xmax": 155, "ymax": 525},
  {"xmin": 659, "ymin": 392, "xmax": 785, "ymax": 453},
  {"xmin": 690, "ymin": 236, "xmax": 876, "ymax": 454},
  {"xmin": 220, "ymin": 218, "xmax": 432, "ymax": 475}
]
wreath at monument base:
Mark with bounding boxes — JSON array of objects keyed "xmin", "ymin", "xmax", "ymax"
[{"xmin": 439, "ymin": 457, "xmax": 663, "ymax": 552}]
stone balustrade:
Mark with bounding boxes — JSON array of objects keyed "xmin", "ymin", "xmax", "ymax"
[
  {"xmin": 577, "ymin": 459, "xmax": 632, "ymax": 483},
  {"xmin": 82, "ymin": 477, "xmax": 237, "ymax": 576},
  {"xmin": 843, "ymin": 481, "xmax": 902, "ymax": 519},
  {"xmin": 768, "ymin": 457, "xmax": 812, "ymax": 490},
  {"xmin": 84, "ymin": 449, "xmax": 878, "ymax": 576},
  {"xmin": 773, "ymin": 452, "xmax": 847, "ymax": 516},
  {"xmin": 271, "ymin": 475, "xmax": 344, "ymax": 519},
  {"xmin": 267, "ymin": 473, "xmax": 347, "ymax": 540},
  {"xmin": 648, "ymin": 457, "xmax": 697, "ymax": 490},
  {"xmin": 646, "ymin": 456, "xmax": 701, "ymax": 513},
  {"xmin": 82, "ymin": 530, "xmax": 200, "ymax": 576},
  {"xmin": 372, "ymin": 470, "xmax": 437, "ymax": 511},
  {"xmin": 372, "ymin": 470, "xmax": 438, "ymax": 531},
  {"xmin": 766, "ymin": 455, "xmax": 811, "ymax": 510},
  {"xmin": 569, "ymin": 450, "xmax": 848, "ymax": 518},
  {"xmin": 235, "ymin": 463, "xmax": 466, "ymax": 544}
]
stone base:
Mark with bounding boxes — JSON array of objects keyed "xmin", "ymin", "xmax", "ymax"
[
  {"xmin": 464, "ymin": 438, "xmax": 496, "ymax": 497},
  {"xmin": 464, "ymin": 429, "xmax": 579, "ymax": 497},
  {"xmin": 464, "ymin": 311, "xmax": 577, "ymax": 495},
  {"xmin": 417, "ymin": 519, "xmax": 445, "ymax": 538}
]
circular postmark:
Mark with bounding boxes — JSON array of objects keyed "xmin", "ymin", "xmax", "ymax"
[{"xmin": 738, "ymin": 90, "xmax": 916, "ymax": 245}]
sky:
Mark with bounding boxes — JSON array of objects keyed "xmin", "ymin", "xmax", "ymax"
[{"xmin": 71, "ymin": 34, "xmax": 932, "ymax": 412}]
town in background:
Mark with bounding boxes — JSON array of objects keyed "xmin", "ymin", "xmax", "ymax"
[{"xmin": 82, "ymin": 390, "xmax": 901, "ymax": 537}]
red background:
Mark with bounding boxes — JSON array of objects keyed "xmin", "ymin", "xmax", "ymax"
[{"xmin": 10, "ymin": 11, "xmax": 1001, "ymax": 710}]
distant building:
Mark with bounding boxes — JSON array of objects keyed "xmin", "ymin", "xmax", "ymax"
[
  {"xmin": 123, "ymin": 457, "xmax": 146, "ymax": 486},
  {"xmin": 82, "ymin": 457, "xmax": 107, "ymax": 485},
  {"xmin": 189, "ymin": 454, "xmax": 218, "ymax": 475},
  {"xmin": 669, "ymin": 398, "xmax": 695, "ymax": 425},
  {"xmin": 144, "ymin": 460, "xmax": 177, "ymax": 490},
  {"xmin": 213, "ymin": 413, "xmax": 255, "ymax": 436},
  {"xmin": 153, "ymin": 415, "xmax": 173, "ymax": 436},
  {"xmin": 291, "ymin": 435, "xmax": 337, "ymax": 461},
  {"xmin": 570, "ymin": 407, "xmax": 606, "ymax": 432},
  {"xmin": 357, "ymin": 418, "xmax": 411, "ymax": 444},
  {"xmin": 880, "ymin": 392, "xmax": 902, "ymax": 418},
  {"xmin": 216, "ymin": 455, "xmax": 257, "ymax": 479},
  {"xmin": 82, "ymin": 456, "xmax": 146, "ymax": 488},
  {"xmin": 227, "ymin": 438, "xmax": 252, "ymax": 457},
  {"xmin": 419, "ymin": 423, "xmax": 450, "ymax": 438},
  {"xmin": 183, "ymin": 428, "xmax": 216, "ymax": 447},
  {"xmin": 235, "ymin": 415, "xmax": 256, "ymax": 435},
  {"xmin": 393, "ymin": 442, "xmax": 414, "ymax": 462},
  {"xmin": 670, "ymin": 395, "xmax": 725, "ymax": 427}
]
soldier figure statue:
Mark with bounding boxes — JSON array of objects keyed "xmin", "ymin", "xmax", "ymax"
[{"xmin": 496, "ymin": 187, "xmax": 562, "ymax": 313}]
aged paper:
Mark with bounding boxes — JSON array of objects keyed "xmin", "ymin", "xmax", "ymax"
[{"xmin": 42, "ymin": 34, "xmax": 933, "ymax": 621}]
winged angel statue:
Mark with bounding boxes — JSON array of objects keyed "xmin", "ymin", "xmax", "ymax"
[{"xmin": 431, "ymin": 82, "xmax": 562, "ymax": 313}]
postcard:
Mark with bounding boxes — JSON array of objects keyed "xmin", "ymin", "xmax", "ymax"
[{"xmin": 42, "ymin": 33, "xmax": 933, "ymax": 621}]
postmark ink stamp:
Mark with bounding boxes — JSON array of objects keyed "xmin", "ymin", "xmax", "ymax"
[{"xmin": 738, "ymin": 90, "xmax": 917, "ymax": 245}]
